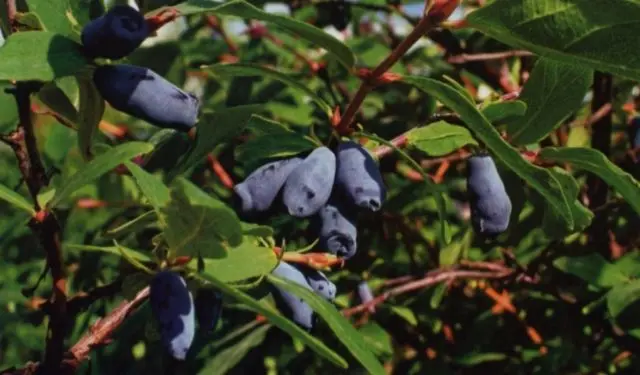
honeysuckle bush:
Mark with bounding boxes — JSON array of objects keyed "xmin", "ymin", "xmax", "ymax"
[{"xmin": 0, "ymin": 0, "xmax": 640, "ymax": 374}]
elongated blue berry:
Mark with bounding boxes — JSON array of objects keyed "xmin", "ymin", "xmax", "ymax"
[
  {"xmin": 234, "ymin": 157, "xmax": 304, "ymax": 213},
  {"xmin": 81, "ymin": 5, "xmax": 149, "ymax": 60},
  {"xmin": 335, "ymin": 141, "xmax": 386, "ymax": 211},
  {"xmin": 283, "ymin": 147, "xmax": 336, "ymax": 217},
  {"xmin": 467, "ymin": 155, "xmax": 512, "ymax": 236},
  {"xmin": 271, "ymin": 262, "xmax": 315, "ymax": 330},
  {"xmin": 295, "ymin": 266, "xmax": 336, "ymax": 301},
  {"xmin": 194, "ymin": 288, "xmax": 223, "ymax": 332},
  {"xmin": 315, "ymin": 197, "xmax": 357, "ymax": 258},
  {"xmin": 93, "ymin": 64, "xmax": 200, "ymax": 132},
  {"xmin": 357, "ymin": 281, "xmax": 375, "ymax": 313},
  {"xmin": 632, "ymin": 116, "xmax": 640, "ymax": 148},
  {"xmin": 149, "ymin": 271, "xmax": 195, "ymax": 360}
]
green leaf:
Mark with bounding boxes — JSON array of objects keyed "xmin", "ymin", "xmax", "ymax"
[
  {"xmin": 0, "ymin": 81, "xmax": 19, "ymax": 133},
  {"xmin": 161, "ymin": 181, "xmax": 242, "ymax": 259},
  {"xmin": 0, "ymin": 31, "xmax": 90, "ymax": 81},
  {"xmin": 76, "ymin": 76, "xmax": 105, "ymax": 160},
  {"xmin": 553, "ymin": 253, "xmax": 629, "ymax": 289},
  {"xmin": 268, "ymin": 274, "xmax": 386, "ymax": 375},
  {"xmin": 540, "ymin": 167, "xmax": 593, "ymax": 238},
  {"xmin": 454, "ymin": 352, "xmax": 508, "ymax": 366},
  {"xmin": 198, "ymin": 324, "xmax": 271, "ymax": 375},
  {"xmin": 607, "ymin": 279, "xmax": 640, "ymax": 318},
  {"xmin": 539, "ymin": 147, "xmax": 640, "ymax": 216},
  {"xmin": 176, "ymin": 105, "xmax": 263, "ymax": 176},
  {"xmin": 241, "ymin": 222, "xmax": 274, "ymax": 238},
  {"xmin": 202, "ymin": 241, "xmax": 277, "ymax": 283},
  {"xmin": 49, "ymin": 142, "xmax": 153, "ymax": 208},
  {"xmin": 154, "ymin": 0, "xmax": 355, "ymax": 69},
  {"xmin": 174, "ymin": 177, "xmax": 243, "ymax": 245},
  {"xmin": 406, "ymin": 121, "xmax": 478, "ymax": 157},
  {"xmin": 125, "ymin": 161, "xmax": 171, "ymax": 218},
  {"xmin": 0, "ymin": 183, "xmax": 35, "ymax": 214},
  {"xmin": 236, "ymin": 133, "xmax": 318, "ymax": 167},
  {"xmin": 357, "ymin": 130, "xmax": 451, "ymax": 246},
  {"xmin": 195, "ymin": 272, "xmax": 348, "ymax": 369},
  {"xmin": 506, "ymin": 59, "xmax": 591, "ymax": 145},
  {"xmin": 390, "ymin": 306, "xmax": 418, "ymax": 327},
  {"xmin": 25, "ymin": 0, "xmax": 75, "ymax": 37},
  {"xmin": 466, "ymin": 0, "xmax": 640, "ymax": 81},
  {"xmin": 65, "ymin": 243, "xmax": 152, "ymax": 263},
  {"xmin": 206, "ymin": 63, "xmax": 332, "ymax": 117},
  {"xmin": 104, "ymin": 210, "xmax": 157, "ymax": 239},
  {"xmin": 481, "ymin": 100, "xmax": 527, "ymax": 123},
  {"xmin": 37, "ymin": 77, "xmax": 79, "ymax": 127},
  {"xmin": 400, "ymin": 76, "xmax": 574, "ymax": 230}
]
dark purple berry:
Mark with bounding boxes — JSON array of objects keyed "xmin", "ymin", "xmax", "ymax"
[
  {"xmin": 283, "ymin": 147, "xmax": 336, "ymax": 217},
  {"xmin": 149, "ymin": 271, "xmax": 195, "ymax": 360},
  {"xmin": 271, "ymin": 262, "xmax": 315, "ymax": 330},
  {"xmin": 234, "ymin": 157, "xmax": 304, "ymax": 213},
  {"xmin": 467, "ymin": 155, "xmax": 512, "ymax": 236},
  {"xmin": 93, "ymin": 64, "xmax": 200, "ymax": 132},
  {"xmin": 335, "ymin": 141, "xmax": 386, "ymax": 211},
  {"xmin": 315, "ymin": 197, "xmax": 357, "ymax": 259},
  {"xmin": 81, "ymin": 5, "xmax": 149, "ymax": 60}
]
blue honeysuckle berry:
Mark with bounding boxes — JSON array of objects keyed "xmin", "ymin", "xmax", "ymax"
[
  {"xmin": 282, "ymin": 147, "xmax": 336, "ymax": 218},
  {"xmin": 234, "ymin": 157, "xmax": 305, "ymax": 214},
  {"xmin": 149, "ymin": 271, "xmax": 195, "ymax": 360},
  {"xmin": 467, "ymin": 154, "xmax": 512, "ymax": 236},
  {"xmin": 81, "ymin": 5, "xmax": 150, "ymax": 60},
  {"xmin": 335, "ymin": 140, "xmax": 386, "ymax": 212},
  {"xmin": 271, "ymin": 262, "xmax": 316, "ymax": 331},
  {"xmin": 314, "ymin": 195, "xmax": 357, "ymax": 259},
  {"xmin": 93, "ymin": 64, "xmax": 200, "ymax": 132}
]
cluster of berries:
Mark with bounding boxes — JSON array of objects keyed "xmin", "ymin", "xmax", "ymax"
[
  {"xmin": 81, "ymin": 5, "xmax": 200, "ymax": 132},
  {"xmin": 149, "ymin": 272, "xmax": 223, "ymax": 360},
  {"xmin": 234, "ymin": 140, "xmax": 386, "ymax": 328}
]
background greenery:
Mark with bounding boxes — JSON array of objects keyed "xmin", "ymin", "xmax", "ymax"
[{"xmin": 1, "ymin": 0, "xmax": 640, "ymax": 374}]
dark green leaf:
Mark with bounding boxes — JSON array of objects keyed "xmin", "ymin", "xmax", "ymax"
[
  {"xmin": 0, "ymin": 183, "xmax": 35, "ymax": 214},
  {"xmin": 198, "ymin": 324, "xmax": 271, "ymax": 375},
  {"xmin": 401, "ymin": 76, "xmax": 575, "ymax": 230},
  {"xmin": 236, "ymin": 133, "xmax": 318, "ymax": 166},
  {"xmin": 406, "ymin": 121, "xmax": 478, "ymax": 157},
  {"xmin": 553, "ymin": 253, "xmax": 628, "ymax": 289},
  {"xmin": 153, "ymin": 0, "xmax": 355, "ymax": 69},
  {"xmin": 49, "ymin": 142, "xmax": 153, "ymax": 208},
  {"xmin": 540, "ymin": 167, "xmax": 593, "ymax": 238},
  {"xmin": 466, "ymin": 0, "xmax": 640, "ymax": 81},
  {"xmin": 175, "ymin": 105, "xmax": 263, "ymax": 176},
  {"xmin": 607, "ymin": 279, "xmax": 640, "ymax": 318},
  {"xmin": 202, "ymin": 241, "xmax": 277, "ymax": 283},
  {"xmin": 25, "ymin": 0, "xmax": 75, "ymax": 37},
  {"xmin": 0, "ymin": 81, "xmax": 18, "ymax": 133},
  {"xmin": 481, "ymin": 100, "xmax": 527, "ymax": 123},
  {"xmin": 506, "ymin": 59, "xmax": 591, "ymax": 145},
  {"xmin": 0, "ymin": 31, "xmax": 90, "ymax": 81},
  {"xmin": 540, "ymin": 147, "xmax": 640, "ymax": 215},
  {"xmin": 195, "ymin": 272, "xmax": 348, "ymax": 369},
  {"xmin": 76, "ymin": 76, "xmax": 105, "ymax": 160},
  {"xmin": 125, "ymin": 161, "xmax": 171, "ymax": 216},
  {"xmin": 206, "ymin": 63, "xmax": 332, "ymax": 117},
  {"xmin": 268, "ymin": 274, "xmax": 386, "ymax": 375}
]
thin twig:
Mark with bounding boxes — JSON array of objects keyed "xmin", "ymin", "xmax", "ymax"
[{"xmin": 447, "ymin": 50, "xmax": 533, "ymax": 64}]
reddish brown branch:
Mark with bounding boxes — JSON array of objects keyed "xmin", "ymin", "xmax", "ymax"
[
  {"xmin": 342, "ymin": 262, "xmax": 517, "ymax": 317},
  {"xmin": 206, "ymin": 15, "xmax": 239, "ymax": 55},
  {"xmin": 336, "ymin": 1, "xmax": 459, "ymax": 134},
  {"xmin": 2, "ymin": 287, "xmax": 149, "ymax": 375},
  {"xmin": 447, "ymin": 50, "xmax": 533, "ymax": 64}
]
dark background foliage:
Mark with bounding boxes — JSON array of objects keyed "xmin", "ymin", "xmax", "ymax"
[{"xmin": 1, "ymin": 0, "xmax": 640, "ymax": 374}]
